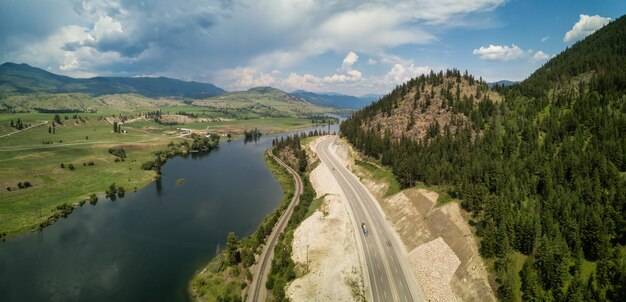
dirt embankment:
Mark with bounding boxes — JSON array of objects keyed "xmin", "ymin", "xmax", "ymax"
[
  {"xmin": 341, "ymin": 139, "xmax": 495, "ymax": 302},
  {"xmin": 287, "ymin": 138, "xmax": 365, "ymax": 302}
]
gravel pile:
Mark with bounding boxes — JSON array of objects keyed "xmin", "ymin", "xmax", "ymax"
[{"xmin": 408, "ymin": 237, "xmax": 461, "ymax": 302}]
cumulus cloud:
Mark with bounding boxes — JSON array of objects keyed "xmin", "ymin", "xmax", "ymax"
[
  {"xmin": 531, "ymin": 50, "xmax": 550, "ymax": 62},
  {"xmin": 563, "ymin": 14, "xmax": 611, "ymax": 42},
  {"xmin": 473, "ymin": 44, "xmax": 550, "ymax": 63},
  {"xmin": 472, "ymin": 44, "xmax": 525, "ymax": 61},
  {"xmin": 213, "ymin": 67, "xmax": 279, "ymax": 91},
  {"xmin": 2, "ymin": 0, "xmax": 505, "ymax": 80},
  {"xmin": 215, "ymin": 51, "xmax": 369, "ymax": 92},
  {"xmin": 384, "ymin": 64, "xmax": 431, "ymax": 85},
  {"xmin": 341, "ymin": 52, "xmax": 359, "ymax": 70},
  {"xmin": 213, "ymin": 52, "xmax": 429, "ymax": 95}
]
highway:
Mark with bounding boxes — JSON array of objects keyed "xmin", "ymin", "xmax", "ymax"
[
  {"xmin": 247, "ymin": 147, "xmax": 303, "ymax": 302},
  {"xmin": 315, "ymin": 136, "xmax": 425, "ymax": 302}
]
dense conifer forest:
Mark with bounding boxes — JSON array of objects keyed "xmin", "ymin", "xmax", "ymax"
[{"xmin": 341, "ymin": 15, "xmax": 626, "ymax": 301}]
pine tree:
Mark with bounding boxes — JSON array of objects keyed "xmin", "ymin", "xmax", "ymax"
[{"xmin": 226, "ymin": 232, "xmax": 240, "ymax": 265}]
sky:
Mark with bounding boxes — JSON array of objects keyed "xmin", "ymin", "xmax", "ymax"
[{"xmin": 0, "ymin": 0, "xmax": 624, "ymax": 95}]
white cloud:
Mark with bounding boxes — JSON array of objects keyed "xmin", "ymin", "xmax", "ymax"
[
  {"xmin": 341, "ymin": 51, "xmax": 359, "ymax": 70},
  {"xmin": 472, "ymin": 44, "xmax": 526, "ymax": 61},
  {"xmin": 2, "ymin": 0, "xmax": 507, "ymax": 89},
  {"xmin": 563, "ymin": 14, "xmax": 611, "ymax": 42},
  {"xmin": 90, "ymin": 15, "xmax": 124, "ymax": 41},
  {"xmin": 384, "ymin": 64, "xmax": 431, "ymax": 85},
  {"xmin": 531, "ymin": 50, "xmax": 550, "ymax": 62},
  {"xmin": 212, "ymin": 66, "xmax": 279, "ymax": 91},
  {"xmin": 367, "ymin": 58, "xmax": 377, "ymax": 65},
  {"xmin": 473, "ymin": 44, "xmax": 551, "ymax": 63},
  {"xmin": 213, "ymin": 59, "xmax": 429, "ymax": 95},
  {"xmin": 541, "ymin": 36, "xmax": 550, "ymax": 42}
]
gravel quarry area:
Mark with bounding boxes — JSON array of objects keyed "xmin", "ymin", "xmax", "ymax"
[
  {"xmin": 287, "ymin": 138, "xmax": 365, "ymax": 302},
  {"xmin": 409, "ymin": 237, "xmax": 461, "ymax": 301}
]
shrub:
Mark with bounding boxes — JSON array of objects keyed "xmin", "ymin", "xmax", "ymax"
[
  {"xmin": 108, "ymin": 148, "xmax": 127, "ymax": 160},
  {"xmin": 89, "ymin": 193, "xmax": 98, "ymax": 205},
  {"xmin": 105, "ymin": 183, "xmax": 117, "ymax": 199},
  {"xmin": 117, "ymin": 186, "xmax": 125, "ymax": 198},
  {"xmin": 68, "ymin": 164, "xmax": 75, "ymax": 170},
  {"xmin": 17, "ymin": 181, "xmax": 32, "ymax": 189},
  {"xmin": 141, "ymin": 160, "xmax": 155, "ymax": 170}
]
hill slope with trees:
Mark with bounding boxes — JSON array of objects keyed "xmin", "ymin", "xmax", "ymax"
[
  {"xmin": 193, "ymin": 87, "xmax": 332, "ymax": 117},
  {"xmin": 341, "ymin": 15, "xmax": 626, "ymax": 301}
]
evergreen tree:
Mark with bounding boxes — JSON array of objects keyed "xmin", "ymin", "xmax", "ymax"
[{"xmin": 226, "ymin": 232, "xmax": 240, "ymax": 265}]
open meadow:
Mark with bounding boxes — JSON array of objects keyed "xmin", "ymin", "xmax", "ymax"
[{"xmin": 0, "ymin": 109, "xmax": 323, "ymax": 236}]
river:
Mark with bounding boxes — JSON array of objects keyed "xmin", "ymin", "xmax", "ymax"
[{"xmin": 0, "ymin": 124, "xmax": 338, "ymax": 302}]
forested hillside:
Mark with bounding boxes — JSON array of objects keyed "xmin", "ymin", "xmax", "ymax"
[{"xmin": 341, "ymin": 15, "xmax": 626, "ymax": 301}]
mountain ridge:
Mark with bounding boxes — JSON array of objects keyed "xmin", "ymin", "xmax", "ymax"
[
  {"xmin": 290, "ymin": 90, "xmax": 377, "ymax": 109},
  {"xmin": 0, "ymin": 62, "xmax": 225, "ymax": 98}
]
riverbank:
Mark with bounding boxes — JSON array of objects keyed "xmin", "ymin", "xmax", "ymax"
[
  {"xmin": 189, "ymin": 131, "xmax": 330, "ymax": 302},
  {"xmin": 0, "ymin": 114, "xmax": 325, "ymax": 238},
  {"xmin": 0, "ymin": 117, "xmax": 173, "ymax": 236},
  {"xmin": 0, "ymin": 122, "xmax": 292, "ymax": 302},
  {"xmin": 189, "ymin": 151, "xmax": 295, "ymax": 301}
]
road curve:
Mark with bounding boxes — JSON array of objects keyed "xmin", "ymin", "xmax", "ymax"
[
  {"xmin": 315, "ymin": 136, "xmax": 426, "ymax": 302},
  {"xmin": 247, "ymin": 146, "xmax": 303, "ymax": 302}
]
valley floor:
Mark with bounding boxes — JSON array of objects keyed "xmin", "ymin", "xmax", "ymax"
[{"xmin": 0, "ymin": 112, "xmax": 318, "ymax": 237}]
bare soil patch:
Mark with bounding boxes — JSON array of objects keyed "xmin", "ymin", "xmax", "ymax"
[
  {"xmin": 287, "ymin": 140, "xmax": 365, "ymax": 301},
  {"xmin": 287, "ymin": 161, "xmax": 364, "ymax": 302}
]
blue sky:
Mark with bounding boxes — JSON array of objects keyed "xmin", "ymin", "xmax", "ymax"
[{"xmin": 0, "ymin": 0, "xmax": 624, "ymax": 95}]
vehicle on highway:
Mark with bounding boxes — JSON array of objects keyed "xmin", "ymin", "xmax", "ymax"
[{"xmin": 361, "ymin": 222, "xmax": 368, "ymax": 237}]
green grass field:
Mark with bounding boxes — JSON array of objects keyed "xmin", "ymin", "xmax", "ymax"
[
  {"xmin": 0, "ymin": 114, "xmax": 172, "ymax": 235},
  {"xmin": 0, "ymin": 109, "xmax": 319, "ymax": 237}
]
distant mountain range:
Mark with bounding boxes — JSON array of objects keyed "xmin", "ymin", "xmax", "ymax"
[
  {"xmin": 0, "ymin": 62, "xmax": 225, "ymax": 98},
  {"xmin": 0, "ymin": 62, "xmax": 380, "ymax": 110},
  {"xmin": 291, "ymin": 90, "xmax": 380, "ymax": 109},
  {"xmin": 486, "ymin": 80, "xmax": 518, "ymax": 88}
]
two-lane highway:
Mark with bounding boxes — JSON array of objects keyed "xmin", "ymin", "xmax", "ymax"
[{"xmin": 316, "ymin": 136, "xmax": 425, "ymax": 302}]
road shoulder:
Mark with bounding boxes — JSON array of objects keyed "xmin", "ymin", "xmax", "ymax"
[{"xmin": 343, "ymin": 138, "xmax": 496, "ymax": 302}]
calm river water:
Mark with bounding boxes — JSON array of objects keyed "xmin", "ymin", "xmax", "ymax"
[{"xmin": 0, "ymin": 124, "xmax": 337, "ymax": 302}]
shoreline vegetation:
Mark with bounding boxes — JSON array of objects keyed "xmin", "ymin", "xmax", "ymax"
[
  {"xmin": 189, "ymin": 151, "xmax": 295, "ymax": 301},
  {"xmin": 29, "ymin": 133, "xmax": 221, "ymax": 234},
  {"xmin": 190, "ymin": 130, "xmax": 329, "ymax": 302}
]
